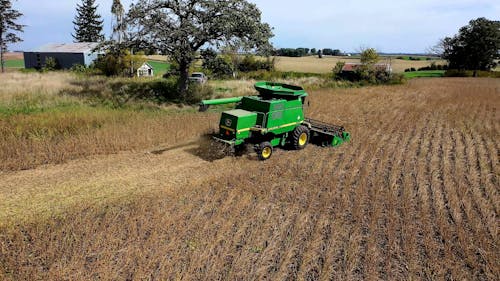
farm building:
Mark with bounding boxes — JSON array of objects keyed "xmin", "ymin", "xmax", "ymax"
[
  {"xmin": 24, "ymin": 43, "xmax": 100, "ymax": 69},
  {"xmin": 137, "ymin": 62, "xmax": 154, "ymax": 77}
]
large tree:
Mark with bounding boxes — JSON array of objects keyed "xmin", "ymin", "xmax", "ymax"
[
  {"xmin": 0, "ymin": 0, "xmax": 24, "ymax": 73},
  {"xmin": 442, "ymin": 18, "xmax": 500, "ymax": 72},
  {"xmin": 72, "ymin": 0, "xmax": 104, "ymax": 42},
  {"xmin": 111, "ymin": 0, "xmax": 126, "ymax": 43},
  {"xmin": 127, "ymin": 0, "xmax": 273, "ymax": 98}
]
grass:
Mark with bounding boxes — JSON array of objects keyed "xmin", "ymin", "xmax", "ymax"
[
  {"xmin": 0, "ymin": 72, "xmax": 218, "ymax": 171},
  {"xmin": 403, "ymin": 70, "xmax": 445, "ymax": 78},
  {"xmin": 146, "ymin": 60, "xmax": 171, "ymax": 76},
  {"xmin": 3, "ymin": 59, "xmax": 24, "ymax": 68},
  {"xmin": 0, "ymin": 77, "xmax": 498, "ymax": 280}
]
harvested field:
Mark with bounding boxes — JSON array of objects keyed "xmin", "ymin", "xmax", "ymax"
[
  {"xmin": 0, "ymin": 78, "xmax": 499, "ymax": 280},
  {"xmin": 274, "ymin": 56, "xmax": 447, "ymax": 73}
]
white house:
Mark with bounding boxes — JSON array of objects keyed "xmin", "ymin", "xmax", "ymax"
[{"xmin": 137, "ymin": 62, "xmax": 154, "ymax": 77}]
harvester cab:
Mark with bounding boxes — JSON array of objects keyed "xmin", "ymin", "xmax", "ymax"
[{"xmin": 200, "ymin": 82, "xmax": 350, "ymax": 160}]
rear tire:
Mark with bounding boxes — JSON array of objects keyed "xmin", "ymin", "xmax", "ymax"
[
  {"xmin": 256, "ymin": 141, "xmax": 273, "ymax": 161},
  {"xmin": 291, "ymin": 125, "xmax": 310, "ymax": 150}
]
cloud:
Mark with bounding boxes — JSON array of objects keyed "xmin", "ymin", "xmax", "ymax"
[{"xmin": 9, "ymin": 0, "xmax": 500, "ymax": 53}]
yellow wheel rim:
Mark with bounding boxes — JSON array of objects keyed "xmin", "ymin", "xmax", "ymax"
[
  {"xmin": 298, "ymin": 132, "xmax": 308, "ymax": 146},
  {"xmin": 262, "ymin": 147, "xmax": 272, "ymax": 159}
]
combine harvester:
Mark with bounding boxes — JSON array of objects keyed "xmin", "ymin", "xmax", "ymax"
[{"xmin": 199, "ymin": 82, "xmax": 350, "ymax": 160}]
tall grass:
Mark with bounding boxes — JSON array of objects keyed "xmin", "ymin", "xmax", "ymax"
[{"xmin": 0, "ymin": 72, "xmax": 218, "ymax": 171}]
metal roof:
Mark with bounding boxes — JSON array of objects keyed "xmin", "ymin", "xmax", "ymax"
[{"xmin": 32, "ymin": 43, "xmax": 99, "ymax": 53}]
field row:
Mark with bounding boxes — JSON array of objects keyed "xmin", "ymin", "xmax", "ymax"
[{"xmin": 0, "ymin": 78, "xmax": 498, "ymax": 280}]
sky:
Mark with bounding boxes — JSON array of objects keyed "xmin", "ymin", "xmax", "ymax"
[{"xmin": 9, "ymin": 0, "xmax": 500, "ymax": 53}]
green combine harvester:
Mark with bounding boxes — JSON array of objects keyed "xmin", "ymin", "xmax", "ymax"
[{"xmin": 199, "ymin": 82, "xmax": 350, "ymax": 160}]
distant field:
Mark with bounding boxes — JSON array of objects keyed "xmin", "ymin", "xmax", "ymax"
[
  {"xmin": 274, "ymin": 55, "xmax": 447, "ymax": 73},
  {"xmin": 4, "ymin": 59, "xmax": 24, "ymax": 68},
  {"xmin": 403, "ymin": 70, "xmax": 445, "ymax": 78},
  {"xmin": 2, "ymin": 53, "xmax": 24, "ymax": 69}
]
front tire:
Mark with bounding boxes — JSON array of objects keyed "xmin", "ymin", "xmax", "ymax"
[
  {"xmin": 291, "ymin": 125, "xmax": 310, "ymax": 150},
  {"xmin": 256, "ymin": 141, "xmax": 273, "ymax": 161}
]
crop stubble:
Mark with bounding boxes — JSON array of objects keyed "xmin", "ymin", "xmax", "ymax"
[{"xmin": 0, "ymin": 78, "xmax": 498, "ymax": 280}]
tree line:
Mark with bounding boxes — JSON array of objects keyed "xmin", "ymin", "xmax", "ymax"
[
  {"xmin": 274, "ymin": 48, "xmax": 343, "ymax": 57},
  {"xmin": 0, "ymin": 0, "xmax": 498, "ymax": 90}
]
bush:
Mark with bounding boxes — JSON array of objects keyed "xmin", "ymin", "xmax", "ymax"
[
  {"xmin": 332, "ymin": 61, "xmax": 345, "ymax": 78},
  {"xmin": 238, "ymin": 55, "xmax": 274, "ymax": 72},
  {"xmin": 43, "ymin": 57, "xmax": 60, "ymax": 71},
  {"xmin": 240, "ymin": 70, "xmax": 325, "ymax": 80},
  {"xmin": 444, "ymin": 69, "xmax": 500, "ymax": 78},
  {"xmin": 418, "ymin": 62, "xmax": 448, "ymax": 71},
  {"xmin": 70, "ymin": 76, "xmax": 214, "ymax": 106},
  {"xmin": 94, "ymin": 50, "xmax": 147, "ymax": 77},
  {"xmin": 185, "ymin": 83, "xmax": 214, "ymax": 104}
]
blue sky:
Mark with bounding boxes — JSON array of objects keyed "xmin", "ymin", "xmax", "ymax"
[{"xmin": 10, "ymin": 0, "xmax": 500, "ymax": 53}]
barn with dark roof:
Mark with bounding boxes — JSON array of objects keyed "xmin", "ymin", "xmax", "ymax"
[{"xmin": 24, "ymin": 43, "xmax": 100, "ymax": 69}]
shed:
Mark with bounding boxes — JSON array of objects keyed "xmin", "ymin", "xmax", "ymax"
[
  {"xmin": 24, "ymin": 42, "xmax": 100, "ymax": 69},
  {"xmin": 137, "ymin": 62, "xmax": 154, "ymax": 77}
]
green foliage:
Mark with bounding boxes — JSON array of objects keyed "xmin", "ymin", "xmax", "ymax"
[
  {"xmin": 0, "ymin": 0, "xmax": 24, "ymax": 72},
  {"xmin": 127, "ymin": 0, "xmax": 273, "ymax": 97},
  {"xmin": 94, "ymin": 49, "xmax": 147, "ymax": 77},
  {"xmin": 238, "ymin": 55, "xmax": 274, "ymax": 72},
  {"xmin": 404, "ymin": 62, "xmax": 448, "ymax": 73},
  {"xmin": 4, "ymin": 58, "xmax": 24, "ymax": 68},
  {"xmin": 240, "ymin": 70, "xmax": 326, "ymax": 80},
  {"xmin": 442, "ymin": 17, "xmax": 500, "ymax": 71},
  {"xmin": 332, "ymin": 61, "xmax": 345, "ymax": 78},
  {"xmin": 184, "ymin": 84, "xmax": 214, "ymax": 104},
  {"xmin": 66, "ymin": 77, "xmax": 213, "ymax": 106},
  {"xmin": 275, "ymin": 48, "xmax": 309, "ymax": 57},
  {"xmin": 322, "ymin": 49, "xmax": 342, "ymax": 56},
  {"xmin": 43, "ymin": 57, "xmax": 60, "ymax": 71},
  {"xmin": 444, "ymin": 69, "xmax": 500, "ymax": 78},
  {"xmin": 403, "ymin": 70, "xmax": 445, "ymax": 78},
  {"xmin": 360, "ymin": 48, "xmax": 380, "ymax": 65},
  {"xmin": 72, "ymin": 0, "xmax": 104, "ymax": 42},
  {"xmin": 201, "ymin": 49, "xmax": 234, "ymax": 78}
]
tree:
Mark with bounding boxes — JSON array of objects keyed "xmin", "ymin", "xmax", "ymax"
[
  {"xmin": 94, "ymin": 47, "xmax": 146, "ymax": 77},
  {"xmin": 72, "ymin": 0, "xmax": 104, "ymax": 42},
  {"xmin": 127, "ymin": 0, "xmax": 273, "ymax": 99},
  {"xmin": 111, "ymin": 0, "xmax": 126, "ymax": 43},
  {"xmin": 360, "ymin": 48, "xmax": 380, "ymax": 65},
  {"xmin": 0, "ymin": 0, "xmax": 24, "ymax": 73},
  {"xmin": 442, "ymin": 18, "xmax": 500, "ymax": 72}
]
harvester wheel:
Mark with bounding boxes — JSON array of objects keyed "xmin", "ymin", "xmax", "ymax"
[
  {"xmin": 256, "ymin": 141, "xmax": 273, "ymax": 161},
  {"xmin": 291, "ymin": 125, "xmax": 310, "ymax": 150}
]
